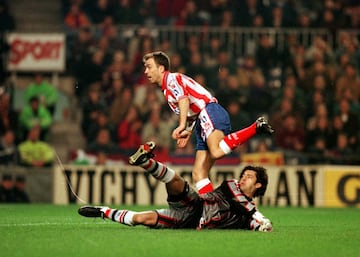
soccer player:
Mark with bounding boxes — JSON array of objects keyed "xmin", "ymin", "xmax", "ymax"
[
  {"xmin": 78, "ymin": 142, "xmax": 272, "ymax": 232},
  {"xmin": 141, "ymin": 51, "xmax": 274, "ymax": 194}
]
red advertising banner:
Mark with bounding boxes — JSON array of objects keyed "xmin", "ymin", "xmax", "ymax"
[{"xmin": 7, "ymin": 33, "xmax": 65, "ymax": 72}]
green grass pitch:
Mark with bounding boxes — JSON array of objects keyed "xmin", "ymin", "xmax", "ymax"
[{"xmin": 1, "ymin": 205, "xmax": 359, "ymax": 257}]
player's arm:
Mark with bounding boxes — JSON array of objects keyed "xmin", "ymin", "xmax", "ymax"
[
  {"xmin": 249, "ymin": 210, "xmax": 273, "ymax": 232},
  {"xmin": 172, "ymin": 97, "xmax": 190, "ymax": 139}
]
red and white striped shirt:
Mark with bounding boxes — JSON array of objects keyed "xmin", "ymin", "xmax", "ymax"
[{"xmin": 161, "ymin": 71, "xmax": 217, "ymax": 117}]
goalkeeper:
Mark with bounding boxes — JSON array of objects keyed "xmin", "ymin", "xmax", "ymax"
[{"xmin": 78, "ymin": 142, "xmax": 272, "ymax": 232}]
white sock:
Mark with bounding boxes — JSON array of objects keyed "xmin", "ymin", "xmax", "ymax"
[
  {"xmin": 146, "ymin": 160, "xmax": 175, "ymax": 183},
  {"xmin": 196, "ymin": 178, "xmax": 214, "ymax": 194},
  {"xmin": 219, "ymin": 139, "xmax": 232, "ymax": 154},
  {"xmin": 101, "ymin": 207, "xmax": 136, "ymax": 226}
]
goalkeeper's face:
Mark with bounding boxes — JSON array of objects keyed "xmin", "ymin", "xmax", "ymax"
[{"xmin": 239, "ymin": 170, "xmax": 262, "ymax": 198}]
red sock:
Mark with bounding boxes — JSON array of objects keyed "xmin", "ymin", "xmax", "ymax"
[
  {"xmin": 198, "ymin": 183, "xmax": 214, "ymax": 194},
  {"xmin": 104, "ymin": 208, "xmax": 111, "ymax": 218},
  {"xmin": 197, "ymin": 178, "xmax": 214, "ymax": 194},
  {"xmin": 223, "ymin": 123, "xmax": 257, "ymax": 150}
]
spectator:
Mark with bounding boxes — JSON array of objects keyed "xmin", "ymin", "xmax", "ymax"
[
  {"xmin": 18, "ymin": 126, "xmax": 55, "ymax": 167},
  {"xmin": 225, "ymin": 99, "xmax": 251, "ymax": 133},
  {"xmin": 245, "ymin": 73, "xmax": 273, "ymax": 118},
  {"xmin": 18, "ymin": 96, "xmax": 52, "ymax": 141},
  {"xmin": 215, "ymin": 75, "xmax": 244, "ymax": 108},
  {"xmin": 77, "ymin": 50, "xmax": 106, "ymax": 92},
  {"xmin": 236, "ymin": 55, "xmax": 265, "ymax": 90},
  {"xmin": 176, "ymin": 0, "xmax": 204, "ymax": 26},
  {"xmin": 134, "ymin": 84, "xmax": 164, "ymax": 123},
  {"xmin": 306, "ymin": 115, "xmax": 333, "ymax": 152},
  {"xmin": 275, "ymin": 113, "xmax": 305, "ymax": 152},
  {"xmin": 267, "ymin": 5, "xmax": 288, "ymax": 28},
  {"xmin": 306, "ymin": 137, "xmax": 331, "ymax": 164},
  {"xmin": 185, "ymin": 50, "xmax": 208, "ymax": 78},
  {"xmin": 64, "ymin": 2, "xmax": 91, "ymax": 31},
  {"xmin": 103, "ymin": 50, "xmax": 125, "ymax": 85},
  {"xmin": 236, "ymin": 0, "xmax": 268, "ymax": 27},
  {"xmin": 0, "ymin": 35, "xmax": 10, "ymax": 83},
  {"xmin": 108, "ymin": 86, "xmax": 133, "ymax": 126},
  {"xmin": 0, "ymin": 129, "xmax": 17, "ymax": 165},
  {"xmin": 0, "ymin": 1, "xmax": 15, "ymax": 32},
  {"xmin": 24, "ymin": 73, "xmax": 59, "ymax": 116},
  {"xmin": 87, "ymin": 0, "xmax": 113, "ymax": 25},
  {"xmin": 117, "ymin": 105, "xmax": 142, "ymax": 154},
  {"xmin": 0, "ymin": 174, "xmax": 14, "ymax": 202},
  {"xmin": 113, "ymin": 0, "xmax": 140, "ymax": 25},
  {"xmin": 86, "ymin": 110, "xmax": 117, "ymax": 143},
  {"xmin": 178, "ymin": 35, "xmax": 201, "ymax": 68},
  {"xmin": 255, "ymin": 34, "xmax": 279, "ymax": 79},
  {"xmin": 138, "ymin": 0, "xmax": 156, "ymax": 25},
  {"xmin": 80, "ymin": 83, "xmax": 107, "ymax": 141},
  {"xmin": 304, "ymin": 35, "xmax": 334, "ymax": 64},
  {"xmin": 335, "ymin": 62, "xmax": 360, "ymax": 103},
  {"xmin": 0, "ymin": 90, "xmax": 18, "ymax": 137},
  {"xmin": 203, "ymin": 37, "xmax": 224, "ymax": 69},
  {"xmin": 13, "ymin": 176, "xmax": 30, "ymax": 203},
  {"xmin": 330, "ymin": 133, "xmax": 354, "ymax": 164},
  {"xmin": 334, "ymin": 99, "xmax": 359, "ymax": 151},
  {"xmin": 306, "ymin": 103, "xmax": 329, "ymax": 131},
  {"xmin": 142, "ymin": 104, "xmax": 173, "ymax": 152},
  {"xmin": 86, "ymin": 128, "xmax": 120, "ymax": 155}
]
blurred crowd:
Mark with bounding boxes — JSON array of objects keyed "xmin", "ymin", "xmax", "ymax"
[{"xmin": 0, "ymin": 0, "xmax": 360, "ymax": 167}]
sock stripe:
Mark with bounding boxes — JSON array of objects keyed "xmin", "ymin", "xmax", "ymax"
[
  {"xmin": 143, "ymin": 159, "xmax": 153, "ymax": 169},
  {"xmin": 104, "ymin": 208, "xmax": 111, "ymax": 218},
  {"xmin": 111, "ymin": 210, "xmax": 118, "ymax": 221},
  {"xmin": 119, "ymin": 210, "xmax": 128, "ymax": 223},
  {"xmin": 148, "ymin": 161, "xmax": 159, "ymax": 174},
  {"xmin": 157, "ymin": 166, "xmax": 167, "ymax": 179}
]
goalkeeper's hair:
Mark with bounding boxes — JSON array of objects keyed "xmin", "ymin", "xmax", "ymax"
[
  {"xmin": 142, "ymin": 51, "xmax": 170, "ymax": 71},
  {"xmin": 239, "ymin": 165, "xmax": 268, "ymax": 197}
]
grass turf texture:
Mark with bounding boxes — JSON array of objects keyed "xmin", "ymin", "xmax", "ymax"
[{"xmin": 1, "ymin": 205, "xmax": 359, "ymax": 257}]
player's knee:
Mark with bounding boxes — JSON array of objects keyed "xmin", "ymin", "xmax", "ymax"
[{"xmin": 209, "ymin": 148, "xmax": 224, "ymax": 160}]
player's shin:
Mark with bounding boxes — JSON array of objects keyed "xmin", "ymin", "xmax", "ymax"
[
  {"xmin": 220, "ymin": 123, "xmax": 257, "ymax": 151},
  {"xmin": 144, "ymin": 159, "xmax": 175, "ymax": 183},
  {"xmin": 101, "ymin": 207, "xmax": 136, "ymax": 226}
]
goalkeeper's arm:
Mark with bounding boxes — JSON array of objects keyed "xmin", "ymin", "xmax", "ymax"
[{"xmin": 250, "ymin": 210, "xmax": 273, "ymax": 232}]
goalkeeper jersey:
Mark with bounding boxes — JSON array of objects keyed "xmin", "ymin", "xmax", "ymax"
[{"xmin": 198, "ymin": 179, "xmax": 259, "ymax": 229}]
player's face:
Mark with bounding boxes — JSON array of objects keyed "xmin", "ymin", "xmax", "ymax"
[
  {"xmin": 144, "ymin": 58, "xmax": 163, "ymax": 85},
  {"xmin": 239, "ymin": 170, "xmax": 261, "ymax": 197}
]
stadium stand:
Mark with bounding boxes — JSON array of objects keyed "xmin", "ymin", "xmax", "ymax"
[{"xmin": 2, "ymin": 0, "xmax": 360, "ymax": 165}]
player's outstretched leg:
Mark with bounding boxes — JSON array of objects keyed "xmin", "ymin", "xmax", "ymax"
[
  {"xmin": 78, "ymin": 206, "xmax": 105, "ymax": 218},
  {"xmin": 78, "ymin": 206, "xmax": 136, "ymax": 226},
  {"xmin": 220, "ymin": 116, "xmax": 274, "ymax": 154},
  {"xmin": 128, "ymin": 141, "xmax": 156, "ymax": 165},
  {"xmin": 129, "ymin": 142, "xmax": 175, "ymax": 183},
  {"xmin": 255, "ymin": 116, "xmax": 274, "ymax": 135}
]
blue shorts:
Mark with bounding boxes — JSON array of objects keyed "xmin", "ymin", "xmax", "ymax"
[{"xmin": 195, "ymin": 103, "xmax": 231, "ymax": 150}]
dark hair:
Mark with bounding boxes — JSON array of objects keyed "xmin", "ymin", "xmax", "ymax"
[
  {"xmin": 142, "ymin": 51, "xmax": 170, "ymax": 71},
  {"xmin": 239, "ymin": 165, "xmax": 268, "ymax": 197}
]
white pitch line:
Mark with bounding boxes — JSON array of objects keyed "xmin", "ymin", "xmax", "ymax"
[{"xmin": 0, "ymin": 221, "xmax": 112, "ymax": 227}]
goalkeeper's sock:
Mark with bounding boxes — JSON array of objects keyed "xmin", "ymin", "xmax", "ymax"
[
  {"xmin": 220, "ymin": 123, "xmax": 257, "ymax": 154},
  {"xmin": 101, "ymin": 207, "xmax": 136, "ymax": 226},
  {"xmin": 196, "ymin": 178, "xmax": 214, "ymax": 194},
  {"xmin": 141, "ymin": 159, "xmax": 175, "ymax": 183}
]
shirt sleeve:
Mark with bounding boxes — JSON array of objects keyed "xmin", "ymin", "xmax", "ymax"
[{"xmin": 168, "ymin": 74, "xmax": 187, "ymax": 101}]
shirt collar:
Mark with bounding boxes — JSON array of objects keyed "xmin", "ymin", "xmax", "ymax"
[{"xmin": 161, "ymin": 71, "xmax": 169, "ymax": 91}]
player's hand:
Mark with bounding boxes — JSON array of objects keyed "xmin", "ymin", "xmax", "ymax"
[
  {"xmin": 176, "ymin": 131, "xmax": 191, "ymax": 148},
  {"xmin": 172, "ymin": 125, "xmax": 186, "ymax": 139},
  {"xmin": 258, "ymin": 219, "xmax": 273, "ymax": 232}
]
